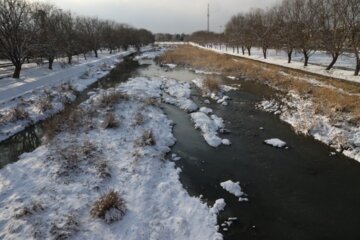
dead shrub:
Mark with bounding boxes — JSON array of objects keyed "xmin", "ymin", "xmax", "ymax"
[
  {"xmin": 99, "ymin": 91, "xmax": 129, "ymax": 108},
  {"xmin": 203, "ymin": 78, "xmax": 220, "ymax": 93},
  {"xmin": 50, "ymin": 214, "xmax": 79, "ymax": 240},
  {"xmin": 96, "ymin": 161, "xmax": 111, "ymax": 179},
  {"xmin": 36, "ymin": 97, "xmax": 53, "ymax": 113},
  {"xmin": 102, "ymin": 112, "xmax": 119, "ymax": 129},
  {"xmin": 8, "ymin": 107, "xmax": 29, "ymax": 121},
  {"xmin": 90, "ymin": 190, "xmax": 126, "ymax": 223},
  {"xmin": 14, "ymin": 202, "xmax": 44, "ymax": 219},
  {"xmin": 133, "ymin": 112, "xmax": 145, "ymax": 126},
  {"xmin": 144, "ymin": 97, "xmax": 160, "ymax": 106},
  {"xmin": 142, "ymin": 130, "xmax": 156, "ymax": 146}
]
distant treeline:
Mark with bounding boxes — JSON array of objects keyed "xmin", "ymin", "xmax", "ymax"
[
  {"xmin": 190, "ymin": 0, "xmax": 360, "ymax": 76},
  {"xmin": 0, "ymin": 0, "xmax": 155, "ymax": 78}
]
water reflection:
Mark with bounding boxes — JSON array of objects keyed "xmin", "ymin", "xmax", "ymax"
[{"xmin": 0, "ymin": 125, "xmax": 41, "ymax": 167}]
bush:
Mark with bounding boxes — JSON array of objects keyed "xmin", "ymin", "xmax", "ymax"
[
  {"xmin": 90, "ymin": 190, "xmax": 126, "ymax": 223},
  {"xmin": 102, "ymin": 112, "xmax": 119, "ymax": 129},
  {"xmin": 8, "ymin": 107, "xmax": 29, "ymax": 121},
  {"xmin": 36, "ymin": 97, "xmax": 53, "ymax": 113},
  {"xmin": 203, "ymin": 78, "xmax": 220, "ymax": 93},
  {"xmin": 99, "ymin": 91, "xmax": 129, "ymax": 108}
]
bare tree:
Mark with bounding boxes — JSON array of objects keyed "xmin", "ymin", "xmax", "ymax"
[
  {"xmin": 278, "ymin": 0, "xmax": 300, "ymax": 63},
  {"xmin": 318, "ymin": 0, "xmax": 348, "ymax": 70},
  {"xmin": 0, "ymin": 0, "xmax": 38, "ymax": 78},
  {"xmin": 343, "ymin": 0, "xmax": 360, "ymax": 75}
]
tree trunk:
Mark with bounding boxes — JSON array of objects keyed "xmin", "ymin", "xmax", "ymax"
[
  {"xmin": 94, "ymin": 49, "xmax": 98, "ymax": 58},
  {"xmin": 68, "ymin": 55, "xmax": 72, "ymax": 64},
  {"xmin": 48, "ymin": 57, "xmax": 54, "ymax": 70},
  {"xmin": 287, "ymin": 50, "xmax": 293, "ymax": 63},
  {"xmin": 262, "ymin": 47, "xmax": 267, "ymax": 59},
  {"xmin": 110, "ymin": 49, "xmax": 113, "ymax": 54},
  {"xmin": 247, "ymin": 46, "xmax": 251, "ymax": 56},
  {"xmin": 13, "ymin": 64, "xmax": 21, "ymax": 79},
  {"xmin": 242, "ymin": 46, "xmax": 245, "ymax": 55},
  {"xmin": 326, "ymin": 53, "xmax": 339, "ymax": 70},
  {"xmin": 355, "ymin": 58, "xmax": 360, "ymax": 76},
  {"xmin": 83, "ymin": 53, "xmax": 87, "ymax": 60},
  {"xmin": 236, "ymin": 46, "xmax": 239, "ymax": 54},
  {"xmin": 303, "ymin": 50, "xmax": 309, "ymax": 67}
]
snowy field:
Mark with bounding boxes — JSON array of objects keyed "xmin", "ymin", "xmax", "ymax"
[
  {"xmin": 189, "ymin": 42, "xmax": 360, "ymax": 84},
  {"xmin": 0, "ymin": 76, "xmax": 225, "ymax": 239}
]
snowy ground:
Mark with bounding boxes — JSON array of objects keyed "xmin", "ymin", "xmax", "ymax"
[
  {"xmin": 0, "ymin": 76, "xmax": 223, "ymax": 240},
  {"xmin": 257, "ymin": 92, "xmax": 360, "ymax": 162},
  {"xmin": 0, "ymin": 50, "xmax": 136, "ymax": 142},
  {"xmin": 189, "ymin": 42, "xmax": 360, "ymax": 84}
]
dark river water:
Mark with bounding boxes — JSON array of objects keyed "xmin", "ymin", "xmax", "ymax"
[{"xmin": 1, "ymin": 56, "xmax": 360, "ymax": 240}]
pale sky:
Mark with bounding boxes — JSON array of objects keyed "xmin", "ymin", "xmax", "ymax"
[{"xmin": 40, "ymin": 0, "xmax": 279, "ymax": 34}]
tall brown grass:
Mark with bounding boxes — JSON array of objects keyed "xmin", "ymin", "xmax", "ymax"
[{"xmin": 159, "ymin": 45, "xmax": 360, "ymax": 125}]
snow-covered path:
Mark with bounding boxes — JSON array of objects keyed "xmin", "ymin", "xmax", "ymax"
[
  {"xmin": 0, "ymin": 51, "xmax": 133, "ymax": 105},
  {"xmin": 189, "ymin": 42, "xmax": 360, "ymax": 84}
]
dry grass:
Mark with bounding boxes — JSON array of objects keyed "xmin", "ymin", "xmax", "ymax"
[
  {"xmin": 203, "ymin": 78, "xmax": 220, "ymax": 93},
  {"xmin": 143, "ymin": 97, "xmax": 160, "ymax": 106},
  {"xmin": 98, "ymin": 91, "xmax": 129, "ymax": 108},
  {"xmin": 14, "ymin": 201, "xmax": 44, "ymax": 219},
  {"xmin": 159, "ymin": 45, "xmax": 360, "ymax": 125},
  {"xmin": 36, "ymin": 97, "xmax": 53, "ymax": 113},
  {"xmin": 90, "ymin": 190, "xmax": 126, "ymax": 224},
  {"xmin": 7, "ymin": 107, "xmax": 29, "ymax": 122},
  {"xmin": 133, "ymin": 112, "xmax": 145, "ymax": 126},
  {"xmin": 142, "ymin": 130, "xmax": 156, "ymax": 146},
  {"xmin": 50, "ymin": 214, "xmax": 79, "ymax": 240},
  {"xmin": 102, "ymin": 112, "xmax": 119, "ymax": 129}
]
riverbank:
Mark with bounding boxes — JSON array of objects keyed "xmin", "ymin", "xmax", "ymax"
[
  {"xmin": 0, "ymin": 74, "xmax": 223, "ymax": 239},
  {"xmin": 157, "ymin": 45, "xmax": 360, "ymax": 162},
  {"xmin": 0, "ymin": 50, "xmax": 136, "ymax": 142}
]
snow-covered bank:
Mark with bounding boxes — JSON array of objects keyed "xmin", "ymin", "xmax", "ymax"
[
  {"xmin": 0, "ymin": 77, "xmax": 223, "ymax": 239},
  {"xmin": 258, "ymin": 92, "xmax": 360, "ymax": 162},
  {"xmin": 189, "ymin": 42, "xmax": 360, "ymax": 84},
  {"xmin": 0, "ymin": 50, "xmax": 135, "ymax": 142}
]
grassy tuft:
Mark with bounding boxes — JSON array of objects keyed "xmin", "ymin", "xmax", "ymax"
[
  {"xmin": 90, "ymin": 190, "xmax": 126, "ymax": 224},
  {"xmin": 102, "ymin": 112, "xmax": 119, "ymax": 129}
]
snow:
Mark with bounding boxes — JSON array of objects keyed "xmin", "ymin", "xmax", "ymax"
[
  {"xmin": 220, "ymin": 180, "xmax": 248, "ymax": 202},
  {"xmin": 0, "ymin": 50, "xmax": 139, "ymax": 142},
  {"xmin": 258, "ymin": 92, "xmax": 360, "ymax": 162},
  {"xmin": 165, "ymin": 64, "xmax": 177, "ymax": 69},
  {"xmin": 190, "ymin": 112, "xmax": 226, "ymax": 147},
  {"xmin": 191, "ymin": 78, "xmax": 232, "ymax": 106},
  {"xmin": 162, "ymin": 78, "xmax": 198, "ymax": 112},
  {"xmin": 200, "ymin": 107, "xmax": 213, "ymax": 114},
  {"xmin": 264, "ymin": 138, "xmax": 287, "ymax": 148},
  {"xmin": 222, "ymin": 139, "xmax": 231, "ymax": 146},
  {"xmin": 0, "ymin": 76, "xmax": 223, "ymax": 240},
  {"xmin": 190, "ymin": 42, "xmax": 360, "ymax": 84},
  {"xmin": 210, "ymin": 199, "xmax": 226, "ymax": 214},
  {"xmin": 171, "ymin": 153, "xmax": 182, "ymax": 161}
]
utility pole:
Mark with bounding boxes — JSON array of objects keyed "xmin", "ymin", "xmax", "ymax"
[{"xmin": 207, "ymin": 3, "xmax": 210, "ymax": 32}]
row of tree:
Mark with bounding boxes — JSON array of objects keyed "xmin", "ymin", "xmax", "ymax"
[
  {"xmin": 191, "ymin": 0, "xmax": 360, "ymax": 76},
  {"xmin": 0, "ymin": 0, "xmax": 154, "ymax": 78}
]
